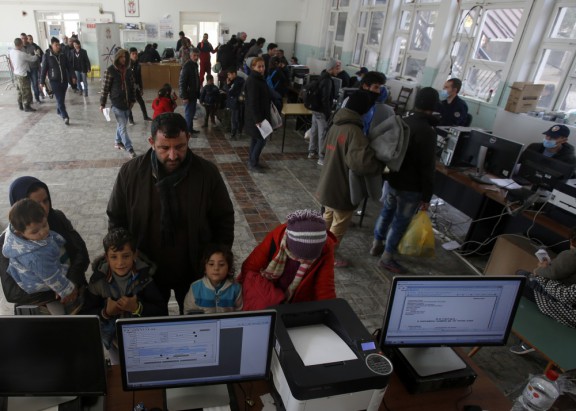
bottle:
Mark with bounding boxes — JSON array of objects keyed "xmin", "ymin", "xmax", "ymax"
[{"xmin": 512, "ymin": 370, "xmax": 560, "ymax": 411}]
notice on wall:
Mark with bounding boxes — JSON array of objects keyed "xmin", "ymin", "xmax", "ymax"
[
  {"xmin": 159, "ymin": 17, "xmax": 174, "ymax": 39},
  {"xmin": 146, "ymin": 24, "xmax": 158, "ymax": 39}
]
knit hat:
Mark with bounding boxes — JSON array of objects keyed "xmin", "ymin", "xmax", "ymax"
[
  {"xmin": 414, "ymin": 87, "xmax": 439, "ymax": 111},
  {"xmin": 346, "ymin": 90, "xmax": 374, "ymax": 116},
  {"xmin": 543, "ymin": 124, "xmax": 570, "ymax": 139},
  {"xmin": 285, "ymin": 210, "xmax": 327, "ymax": 260},
  {"xmin": 325, "ymin": 58, "xmax": 338, "ymax": 71}
]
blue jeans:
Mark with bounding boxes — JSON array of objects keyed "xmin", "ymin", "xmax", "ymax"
[
  {"xmin": 112, "ymin": 107, "xmax": 133, "ymax": 151},
  {"xmin": 50, "ymin": 80, "xmax": 69, "ymax": 119},
  {"xmin": 28, "ymin": 69, "xmax": 40, "ymax": 101},
  {"xmin": 184, "ymin": 98, "xmax": 197, "ymax": 132},
  {"xmin": 75, "ymin": 71, "xmax": 88, "ymax": 95},
  {"xmin": 249, "ymin": 134, "xmax": 266, "ymax": 168},
  {"xmin": 374, "ymin": 182, "xmax": 422, "ymax": 254}
]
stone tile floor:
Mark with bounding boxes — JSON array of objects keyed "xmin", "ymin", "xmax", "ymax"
[{"xmin": 0, "ymin": 84, "xmax": 567, "ymax": 405}]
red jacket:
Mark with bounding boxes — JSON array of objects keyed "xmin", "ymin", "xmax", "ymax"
[
  {"xmin": 152, "ymin": 96, "xmax": 177, "ymax": 119},
  {"xmin": 238, "ymin": 224, "xmax": 337, "ymax": 305}
]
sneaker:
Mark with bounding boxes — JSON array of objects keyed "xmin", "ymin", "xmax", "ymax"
[
  {"xmin": 509, "ymin": 343, "xmax": 535, "ymax": 355},
  {"xmin": 128, "ymin": 149, "xmax": 137, "ymax": 159},
  {"xmin": 36, "ymin": 99, "xmax": 43, "ymax": 104},
  {"xmin": 370, "ymin": 239, "xmax": 385, "ymax": 257},
  {"xmin": 248, "ymin": 166, "xmax": 264, "ymax": 174},
  {"xmin": 379, "ymin": 258, "xmax": 407, "ymax": 274},
  {"xmin": 24, "ymin": 105, "xmax": 36, "ymax": 112},
  {"xmin": 114, "ymin": 142, "xmax": 126, "ymax": 150},
  {"xmin": 144, "ymin": 117, "xmax": 152, "ymax": 121},
  {"xmin": 129, "ymin": 120, "xmax": 135, "ymax": 125},
  {"xmin": 64, "ymin": 117, "xmax": 70, "ymax": 125},
  {"xmin": 317, "ymin": 158, "xmax": 324, "ymax": 166},
  {"xmin": 308, "ymin": 152, "xmax": 318, "ymax": 159},
  {"xmin": 18, "ymin": 103, "xmax": 24, "ymax": 111}
]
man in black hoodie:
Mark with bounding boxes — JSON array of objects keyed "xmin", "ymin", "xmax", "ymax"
[{"xmin": 128, "ymin": 47, "xmax": 152, "ymax": 124}]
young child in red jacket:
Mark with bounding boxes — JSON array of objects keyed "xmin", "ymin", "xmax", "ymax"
[{"xmin": 151, "ymin": 83, "xmax": 177, "ymax": 119}]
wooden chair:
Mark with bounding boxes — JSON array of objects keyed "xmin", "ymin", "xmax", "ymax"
[{"xmin": 392, "ymin": 86, "xmax": 414, "ymax": 116}]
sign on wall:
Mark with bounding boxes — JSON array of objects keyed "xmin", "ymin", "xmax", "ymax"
[{"xmin": 124, "ymin": 0, "xmax": 140, "ymax": 18}]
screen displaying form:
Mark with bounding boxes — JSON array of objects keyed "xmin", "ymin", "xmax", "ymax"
[
  {"xmin": 117, "ymin": 311, "xmax": 276, "ymax": 391},
  {"xmin": 380, "ymin": 276, "xmax": 524, "ymax": 347}
]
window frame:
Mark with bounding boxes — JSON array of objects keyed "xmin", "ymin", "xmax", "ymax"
[
  {"xmin": 325, "ymin": 0, "xmax": 351, "ymax": 59},
  {"xmin": 351, "ymin": 1, "xmax": 389, "ymax": 69}
]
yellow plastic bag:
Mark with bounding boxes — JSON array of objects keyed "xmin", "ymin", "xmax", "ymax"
[{"xmin": 397, "ymin": 211, "xmax": 435, "ymax": 257}]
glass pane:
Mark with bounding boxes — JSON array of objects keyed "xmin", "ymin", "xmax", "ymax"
[
  {"xmin": 359, "ymin": 12, "xmax": 369, "ymax": 28},
  {"xmin": 409, "ymin": 10, "xmax": 437, "ymax": 52},
  {"xmin": 363, "ymin": 0, "xmax": 387, "ymax": 4},
  {"xmin": 336, "ymin": 12, "xmax": 348, "ymax": 41},
  {"xmin": 560, "ymin": 83, "xmax": 576, "ymax": 112},
  {"xmin": 534, "ymin": 49, "xmax": 572, "ymax": 110},
  {"xmin": 464, "ymin": 67, "xmax": 502, "ymax": 100},
  {"xmin": 419, "ymin": 0, "xmax": 440, "ymax": 3},
  {"xmin": 353, "ymin": 34, "xmax": 365, "ymax": 65},
  {"xmin": 363, "ymin": 49, "xmax": 378, "ymax": 68},
  {"xmin": 332, "ymin": 0, "xmax": 338, "ymax": 7},
  {"xmin": 63, "ymin": 13, "xmax": 79, "ymax": 20},
  {"xmin": 368, "ymin": 12, "xmax": 385, "ymax": 45},
  {"xmin": 458, "ymin": 8, "xmax": 480, "ymax": 35},
  {"xmin": 550, "ymin": 7, "xmax": 576, "ymax": 39},
  {"xmin": 451, "ymin": 41, "xmax": 470, "ymax": 79},
  {"xmin": 399, "ymin": 11, "xmax": 411, "ymax": 31},
  {"xmin": 330, "ymin": 12, "xmax": 337, "ymax": 26},
  {"xmin": 474, "ymin": 8, "xmax": 523, "ymax": 63},
  {"xmin": 326, "ymin": 32, "xmax": 334, "ymax": 58},
  {"xmin": 390, "ymin": 37, "xmax": 407, "ymax": 73},
  {"xmin": 334, "ymin": 46, "xmax": 343, "ymax": 60},
  {"xmin": 340, "ymin": 0, "xmax": 350, "ymax": 7},
  {"xmin": 403, "ymin": 56, "xmax": 425, "ymax": 79}
]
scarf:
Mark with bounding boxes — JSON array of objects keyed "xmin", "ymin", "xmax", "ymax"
[
  {"xmin": 151, "ymin": 150, "xmax": 192, "ymax": 247},
  {"xmin": 261, "ymin": 233, "xmax": 314, "ymax": 301}
]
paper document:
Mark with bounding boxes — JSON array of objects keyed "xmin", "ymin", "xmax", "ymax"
[
  {"xmin": 257, "ymin": 119, "xmax": 273, "ymax": 139},
  {"xmin": 102, "ymin": 108, "xmax": 111, "ymax": 122},
  {"xmin": 287, "ymin": 324, "xmax": 357, "ymax": 366},
  {"xmin": 490, "ymin": 178, "xmax": 521, "ymax": 189}
]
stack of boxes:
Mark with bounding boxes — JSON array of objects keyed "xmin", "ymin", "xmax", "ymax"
[{"xmin": 505, "ymin": 82, "xmax": 545, "ymax": 113}]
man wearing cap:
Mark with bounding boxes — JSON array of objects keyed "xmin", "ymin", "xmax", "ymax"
[
  {"xmin": 371, "ymin": 87, "xmax": 439, "ymax": 274},
  {"xmin": 437, "ymin": 78, "xmax": 468, "ymax": 126},
  {"xmin": 524, "ymin": 125, "xmax": 575, "ymax": 171},
  {"xmin": 351, "ymin": 66, "xmax": 368, "ymax": 87}
]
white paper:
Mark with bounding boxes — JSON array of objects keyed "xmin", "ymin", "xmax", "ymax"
[
  {"xmin": 257, "ymin": 119, "xmax": 273, "ymax": 139},
  {"xmin": 490, "ymin": 178, "xmax": 522, "ymax": 189},
  {"xmin": 287, "ymin": 324, "xmax": 357, "ymax": 366},
  {"xmin": 102, "ymin": 107, "xmax": 111, "ymax": 122},
  {"xmin": 442, "ymin": 240, "xmax": 461, "ymax": 251}
]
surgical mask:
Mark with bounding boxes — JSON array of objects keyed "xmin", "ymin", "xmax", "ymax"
[
  {"xmin": 542, "ymin": 139, "xmax": 557, "ymax": 149},
  {"xmin": 439, "ymin": 90, "xmax": 449, "ymax": 101}
]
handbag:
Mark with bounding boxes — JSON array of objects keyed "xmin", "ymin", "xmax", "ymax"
[{"xmin": 269, "ymin": 102, "xmax": 283, "ymax": 130}]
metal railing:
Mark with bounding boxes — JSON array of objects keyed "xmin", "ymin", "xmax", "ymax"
[{"xmin": 0, "ymin": 55, "xmax": 14, "ymax": 89}]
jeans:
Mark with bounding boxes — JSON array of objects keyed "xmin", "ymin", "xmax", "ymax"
[
  {"xmin": 308, "ymin": 112, "xmax": 328, "ymax": 159},
  {"xmin": 374, "ymin": 182, "xmax": 422, "ymax": 255},
  {"xmin": 184, "ymin": 98, "xmax": 198, "ymax": 132},
  {"xmin": 112, "ymin": 106, "xmax": 134, "ymax": 151},
  {"xmin": 248, "ymin": 129, "xmax": 266, "ymax": 168},
  {"xmin": 28, "ymin": 69, "xmax": 40, "ymax": 101},
  {"xmin": 50, "ymin": 80, "xmax": 69, "ymax": 119},
  {"xmin": 75, "ymin": 71, "xmax": 88, "ymax": 95}
]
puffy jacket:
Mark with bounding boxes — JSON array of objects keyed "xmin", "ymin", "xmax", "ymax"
[
  {"xmin": 179, "ymin": 59, "xmax": 200, "ymax": 100},
  {"xmin": 100, "ymin": 52, "xmax": 136, "ymax": 110},
  {"xmin": 41, "ymin": 49, "xmax": 74, "ymax": 84}
]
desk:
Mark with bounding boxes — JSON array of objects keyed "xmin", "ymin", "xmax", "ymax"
[{"xmin": 281, "ymin": 103, "xmax": 312, "ymax": 153}]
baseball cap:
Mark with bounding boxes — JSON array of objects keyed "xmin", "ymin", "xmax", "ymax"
[
  {"xmin": 543, "ymin": 124, "xmax": 570, "ymax": 139},
  {"xmin": 356, "ymin": 67, "xmax": 368, "ymax": 76}
]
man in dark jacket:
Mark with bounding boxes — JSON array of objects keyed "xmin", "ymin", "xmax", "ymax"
[
  {"xmin": 100, "ymin": 49, "xmax": 137, "ymax": 158},
  {"xmin": 128, "ymin": 47, "xmax": 152, "ymax": 124},
  {"xmin": 371, "ymin": 87, "xmax": 439, "ymax": 274},
  {"xmin": 70, "ymin": 40, "xmax": 91, "ymax": 97},
  {"xmin": 41, "ymin": 37, "xmax": 75, "ymax": 125},
  {"xmin": 106, "ymin": 112, "xmax": 235, "ymax": 313},
  {"xmin": 523, "ymin": 124, "xmax": 575, "ymax": 176},
  {"xmin": 308, "ymin": 58, "xmax": 338, "ymax": 164},
  {"xmin": 179, "ymin": 47, "xmax": 201, "ymax": 134}
]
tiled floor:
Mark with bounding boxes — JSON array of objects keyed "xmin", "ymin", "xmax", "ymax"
[{"xmin": 0, "ymin": 85, "xmax": 555, "ymax": 403}]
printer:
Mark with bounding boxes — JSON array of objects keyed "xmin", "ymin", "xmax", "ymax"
[
  {"xmin": 550, "ymin": 181, "xmax": 576, "ymax": 216},
  {"xmin": 271, "ymin": 299, "xmax": 392, "ymax": 411}
]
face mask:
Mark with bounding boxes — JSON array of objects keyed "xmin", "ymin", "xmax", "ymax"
[
  {"xmin": 542, "ymin": 139, "xmax": 557, "ymax": 149},
  {"xmin": 439, "ymin": 90, "xmax": 449, "ymax": 100}
]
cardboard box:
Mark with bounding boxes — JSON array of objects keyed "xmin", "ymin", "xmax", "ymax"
[
  {"xmin": 505, "ymin": 82, "xmax": 545, "ymax": 114},
  {"xmin": 484, "ymin": 234, "xmax": 555, "ymax": 276}
]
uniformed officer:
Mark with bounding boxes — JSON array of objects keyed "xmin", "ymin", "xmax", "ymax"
[{"xmin": 438, "ymin": 78, "xmax": 469, "ymax": 127}]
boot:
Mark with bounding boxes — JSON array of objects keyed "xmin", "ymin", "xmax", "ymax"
[
  {"xmin": 24, "ymin": 105, "xmax": 36, "ymax": 112},
  {"xmin": 18, "ymin": 102, "xmax": 23, "ymax": 111},
  {"xmin": 370, "ymin": 239, "xmax": 384, "ymax": 256}
]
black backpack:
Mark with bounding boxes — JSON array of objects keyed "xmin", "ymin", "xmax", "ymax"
[{"xmin": 303, "ymin": 79, "xmax": 323, "ymax": 111}]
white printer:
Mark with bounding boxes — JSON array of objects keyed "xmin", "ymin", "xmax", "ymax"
[{"xmin": 271, "ymin": 299, "xmax": 392, "ymax": 411}]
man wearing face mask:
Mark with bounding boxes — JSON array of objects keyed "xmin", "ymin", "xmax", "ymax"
[
  {"xmin": 524, "ymin": 125, "xmax": 575, "ymax": 174},
  {"xmin": 437, "ymin": 78, "xmax": 468, "ymax": 127}
]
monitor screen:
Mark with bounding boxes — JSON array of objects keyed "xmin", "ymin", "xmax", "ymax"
[
  {"xmin": 517, "ymin": 149, "xmax": 574, "ymax": 191},
  {"xmin": 0, "ymin": 316, "xmax": 107, "ymax": 396},
  {"xmin": 117, "ymin": 311, "xmax": 276, "ymax": 391},
  {"xmin": 379, "ymin": 276, "xmax": 525, "ymax": 348}
]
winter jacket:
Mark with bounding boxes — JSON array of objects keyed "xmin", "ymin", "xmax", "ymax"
[
  {"xmin": 225, "ymin": 76, "xmax": 245, "ymax": 110},
  {"xmin": 316, "ymin": 108, "xmax": 384, "ymax": 211},
  {"xmin": 534, "ymin": 248, "xmax": 576, "ymax": 284},
  {"xmin": 200, "ymin": 84, "xmax": 221, "ymax": 106},
  {"xmin": 40, "ymin": 48, "xmax": 74, "ymax": 84},
  {"xmin": 152, "ymin": 96, "xmax": 177, "ymax": 119},
  {"xmin": 238, "ymin": 224, "xmax": 337, "ymax": 305},
  {"xmin": 183, "ymin": 277, "xmax": 242, "ymax": 314},
  {"xmin": 532, "ymin": 276, "xmax": 576, "ymax": 328},
  {"xmin": 70, "ymin": 48, "xmax": 91, "ymax": 73},
  {"xmin": 100, "ymin": 52, "xmax": 136, "ymax": 110},
  {"xmin": 316, "ymin": 71, "xmax": 336, "ymax": 120},
  {"xmin": 129, "ymin": 58, "xmax": 144, "ymax": 90},
  {"xmin": 2, "ymin": 227, "xmax": 75, "ymax": 299},
  {"xmin": 179, "ymin": 59, "xmax": 200, "ymax": 100},
  {"xmin": 245, "ymin": 71, "xmax": 271, "ymax": 125}
]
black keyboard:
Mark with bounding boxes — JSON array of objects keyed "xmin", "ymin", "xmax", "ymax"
[{"xmin": 512, "ymin": 176, "xmax": 532, "ymax": 186}]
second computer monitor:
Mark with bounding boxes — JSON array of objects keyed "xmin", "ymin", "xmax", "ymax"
[{"xmin": 517, "ymin": 149, "xmax": 574, "ymax": 190}]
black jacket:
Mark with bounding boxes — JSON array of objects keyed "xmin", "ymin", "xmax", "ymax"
[
  {"xmin": 317, "ymin": 71, "xmax": 335, "ymax": 120},
  {"xmin": 100, "ymin": 63, "xmax": 136, "ymax": 110},
  {"xmin": 70, "ymin": 48, "xmax": 91, "ymax": 73},
  {"xmin": 179, "ymin": 59, "xmax": 200, "ymax": 100},
  {"xmin": 129, "ymin": 59, "xmax": 144, "ymax": 90},
  {"xmin": 40, "ymin": 49, "xmax": 74, "ymax": 84},
  {"xmin": 245, "ymin": 71, "xmax": 271, "ymax": 125}
]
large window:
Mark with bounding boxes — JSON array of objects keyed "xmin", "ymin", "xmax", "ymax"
[
  {"xmin": 449, "ymin": 2, "xmax": 527, "ymax": 101},
  {"xmin": 326, "ymin": 0, "xmax": 350, "ymax": 59},
  {"xmin": 352, "ymin": 0, "xmax": 388, "ymax": 68},
  {"xmin": 389, "ymin": 0, "xmax": 440, "ymax": 79},
  {"xmin": 533, "ymin": 3, "xmax": 576, "ymax": 112}
]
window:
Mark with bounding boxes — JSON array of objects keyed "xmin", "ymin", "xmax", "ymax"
[
  {"xmin": 389, "ymin": 0, "xmax": 440, "ymax": 79},
  {"xmin": 533, "ymin": 3, "xmax": 576, "ymax": 112},
  {"xmin": 326, "ymin": 0, "xmax": 350, "ymax": 59},
  {"xmin": 449, "ymin": 2, "xmax": 527, "ymax": 101},
  {"xmin": 351, "ymin": 1, "xmax": 388, "ymax": 68}
]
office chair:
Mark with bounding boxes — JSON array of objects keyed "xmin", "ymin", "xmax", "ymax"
[
  {"xmin": 463, "ymin": 113, "xmax": 473, "ymax": 127},
  {"xmin": 392, "ymin": 86, "xmax": 413, "ymax": 116}
]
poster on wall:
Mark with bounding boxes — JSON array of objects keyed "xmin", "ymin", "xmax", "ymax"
[
  {"xmin": 124, "ymin": 0, "xmax": 140, "ymax": 18},
  {"xmin": 159, "ymin": 17, "xmax": 174, "ymax": 39},
  {"xmin": 96, "ymin": 23, "xmax": 121, "ymax": 78},
  {"xmin": 146, "ymin": 24, "xmax": 158, "ymax": 39}
]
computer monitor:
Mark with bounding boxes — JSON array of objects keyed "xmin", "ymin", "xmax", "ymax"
[
  {"xmin": 379, "ymin": 276, "xmax": 525, "ymax": 375},
  {"xmin": 0, "ymin": 315, "xmax": 107, "ymax": 411},
  {"xmin": 516, "ymin": 149, "xmax": 574, "ymax": 191},
  {"xmin": 117, "ymin": 310, "xmax": 276, "ymax": 411}
]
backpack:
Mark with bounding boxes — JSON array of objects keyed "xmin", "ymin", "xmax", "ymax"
[
  {"xmin": 266, "ymin": 70, "xmax": 279, "ymax": 90},
  {"xmin": 303, "ymin": 79, "xmax": 323, "ymax": 112}
]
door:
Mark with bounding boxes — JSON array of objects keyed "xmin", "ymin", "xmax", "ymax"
[{"xmin": 275, "ymin": 21, "xmax": 298, "ymax": 60}]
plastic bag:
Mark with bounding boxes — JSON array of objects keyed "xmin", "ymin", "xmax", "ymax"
[{"xmin": 397, "ymin": 211, "xmax": 435, "ymax": 257}]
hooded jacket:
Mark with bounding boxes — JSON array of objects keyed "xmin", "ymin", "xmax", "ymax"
[
  {"xmin": 40, "ymin": 47, "xmax": 74, "ymax": 84},
  {"xmin": 0, "ymin": 176, "xmax": 89, "ymax": 305},
  {"xmin": 100, "ymin": 49, "xmax": 136, "ymax": 110}
]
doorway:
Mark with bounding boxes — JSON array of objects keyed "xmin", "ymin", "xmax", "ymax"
[
  {"xmin": 35, "ymin": 11, "xmax": 80, "ymax": 50},
  {"xmin": 275, "ymin": 21, "xmax": 298, "ymax": 61},
  {"xmin": 180, "ymin": 12, "xmax": 220, "ymax": 50}
]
